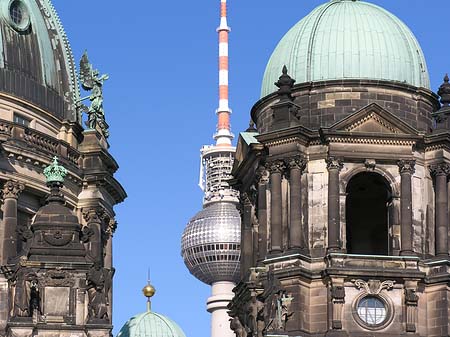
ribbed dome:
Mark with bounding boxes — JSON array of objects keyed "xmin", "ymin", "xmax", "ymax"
[
  {"xmin": 181, "ymin": 202, "xmax": 241, "ymax": 285},
  {"xmin": 261, "ymin": 0, "xmax": 430, "ymax": 97},
  {"xmin": 0, "ymin": 0, "xmax": 79, "ymax": 120},
  {"xmin": 117, "ymin": 312, "xmax": 186, "ymax": 337}
]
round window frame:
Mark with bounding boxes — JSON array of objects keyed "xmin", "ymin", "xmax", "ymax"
[
  {"xmin": 352, "ymin": 293, "xmax": 394, "ymax": 331},
  {"xmin": 5, "ymin": 0, "xmax": 30, "ymax": 32}
]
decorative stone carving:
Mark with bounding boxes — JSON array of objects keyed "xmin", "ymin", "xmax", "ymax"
[
  {"xmin": 330, "ymin": 285, "xmax": 345, "ymax": 330},
  {"xmin": 438, "ymin": 74, "xmax": 450, "ymax": 107},
  {"xmin": 86, "ymin": 264, "xmax": 114, "ymax": 322},
  {"xmin": 106, "ymin": 218, "xmax": 117, "ymax": 236},
  {"xmin": 83, "ymin": 207, "xmax": 104, "ymax": 224},
  {"xmin": 43, "ymin": 230, "xmax": 73, "ymax": 246},
  {"xmin": 429, "ymin": 162, "xmax": 450, "ymax": 177},
  {"xmin": 286, "ymin": 156, "xmax": 307, "ymax": 172},
  {"xmin": 81, "ymin": 225, "xmax": 95, "ymax": 243},
  {"xmin": 275, "ymin": 66, "xmax": 296, "ymax": 100},
  {"xmin": 353, "ymin": 279, "xmax": 395, "ymax": 294},
  {"xmin": 229, "ymin": 316, "xmax": 247, "ymax": 337},
  {"xmin": 405, "ymin": 288, "xmax": 419, "ymax": 332},
  {"xmin": 405, "ymin": 288, "xmax": 419, "ymax": 306},
  {"xmin": 266, "ymin": 160, "xmax": 286, "ymax": 175},
  {"xmin": 256, "ymin": 166, "xmax": 270, "ymax": 185},
  {"xmin": 397, "ymin": 160, "xmax": 415, "ymax": 174},
  {"xmin": 326, "ymin": 157, "xmax": 344, "ymax": 171},
  {"xmin": 364, "ymin": 159, "xmax": 376, "ymax": 171},
  {"xmin": 2, "ymin": 180, "xmax": 25, "ymax": 199},
  {"xmin": 41, "ymin": 270, "xmax": 75, "ymax": 287},
  {"xmin": 331, "ymin": 286, "xmax": 345, "ymax": 303},
  {"xmin": 83, "ymin": 207, "xmax": 107, "ymax": 263}
]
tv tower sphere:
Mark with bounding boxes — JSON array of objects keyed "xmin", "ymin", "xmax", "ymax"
[{"xmin": 181, "ymin": 199, "xmax": 240, "ymax": 285}]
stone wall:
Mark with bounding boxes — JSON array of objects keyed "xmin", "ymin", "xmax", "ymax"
[{"xmin": 253, "ymin": 80, "xmax": 439, "ymax": 133}]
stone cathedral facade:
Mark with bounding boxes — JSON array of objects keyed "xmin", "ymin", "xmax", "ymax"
[
  {"xmin": 0, "ymin": 1, "xmax": 125, "ymax": 337},
  {"xmin": 229, "ymin": 1, "xmax": 450, "ymax": 337}
]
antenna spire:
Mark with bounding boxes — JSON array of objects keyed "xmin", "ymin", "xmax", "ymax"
[{"xmin": 214, "ymin": 0, "xmax": 234, "ymax": 146}]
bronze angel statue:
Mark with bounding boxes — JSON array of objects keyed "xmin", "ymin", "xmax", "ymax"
[{"xmin": 78, "ymin": 51, "xmax": 110, "ymax": 138}]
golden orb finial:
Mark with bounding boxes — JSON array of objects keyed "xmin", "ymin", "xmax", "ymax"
[
  {"xmin": 143, "ymin": 269, "xmax": 155, "ymax": 312},
  {"xmin": 142, "ymin": 284, "xmax": 156, "ymax": 298}
]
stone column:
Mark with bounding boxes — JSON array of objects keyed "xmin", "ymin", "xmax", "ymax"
[
  {"xmin": 397, "ymin": 160, "xmax": 415, "ymax": 256},
  {"xmin": 257, "ymin": 169, "xmax": 269, "ymax": 262},
  {"xmin": 83, "ymin": 207, "xmax": 105, "ymax": 265},
  {"xmin": 268, "ymin": 160, "xmax": 285, "ymax": 253},
  {"xmin": 241, "ymin": 193, "xmax": 253, "ymax": 277},
  {"xmin": 430, "ymin": 163, "xmax": 450, "ymax": 257},
  {"xmin": 287, "ymin": 156, "xmax": 306, "ymax": 250},
  {"xmin": 1, "ymin": 180, "xmax": 24, "ymax": 264},
  {"xmin": 326, "ymin": 157, "xmax": 343, "ymax": 252}
]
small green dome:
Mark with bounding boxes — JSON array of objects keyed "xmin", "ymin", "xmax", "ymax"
[
  {"xmin": 117, "ymin": 312, "xmax": 187, "ymax": 337},
  {"xmin": 261, "ymin": 0, "xmax": 430, "ymax": 97}
]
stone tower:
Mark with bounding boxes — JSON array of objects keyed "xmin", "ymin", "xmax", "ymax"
[
  {"xmin": 229, "ymin": 1, "xmax": 450, "ymax": 336},
  {"xmin": 0, "ymin": 1, "xmax": 125, "ymax": 337}
]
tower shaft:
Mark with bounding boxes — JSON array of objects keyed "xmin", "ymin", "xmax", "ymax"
[{"xmin": 215, "ymin": 0, "xmax": 233, "ymax": 146}]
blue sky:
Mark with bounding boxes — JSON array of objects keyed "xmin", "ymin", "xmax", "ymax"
[{"xmin": 53, "ymin": 1, "xmax": 450, "ymax": 337}]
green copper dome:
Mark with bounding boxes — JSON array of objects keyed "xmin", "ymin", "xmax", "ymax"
[
  {"xmin": 261, "ymin": 0, "xmax": 430, "ymax": 97},
  {"xmin": 117, "ymin": 312, "xmax": 187, "ymax": 337}
]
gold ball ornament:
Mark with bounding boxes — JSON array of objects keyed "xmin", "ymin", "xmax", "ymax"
[{"xmin": 142, "ymin": 284, "xmax": 156, "ymax": 298}]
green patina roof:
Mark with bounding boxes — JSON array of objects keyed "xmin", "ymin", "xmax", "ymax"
[
  {"xmin": 241, "ymin": 131, "xmax": 259, "ymax": 146},
  {"xmin": 261, "ymin": 0, "xmax": 430, "ymax": 97},
  {"xmin": 117, "ymin": 312, "xmax": 187, "ymax": 337}
]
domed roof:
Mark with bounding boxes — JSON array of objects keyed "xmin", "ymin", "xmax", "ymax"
[
  {"xmin": 181, "ymin": 202, "xmax": 241, "ymax": 285},
  {"xmin": 0, "ymin": 0, "xmax": 79, "ymax": 120},
  {"xmin": 117, "ymin": 312, "xmax": 187, "ymax": 337},
  {"xmin": 261, "ymin": 0, "xmax": 430, "ymax": 97}
]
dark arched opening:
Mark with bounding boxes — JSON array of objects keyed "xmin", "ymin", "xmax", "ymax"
[{"xmin": 346, "ymin": 172, "xmax": 392, "ymax": 255}]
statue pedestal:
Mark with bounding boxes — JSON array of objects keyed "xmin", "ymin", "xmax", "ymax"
[{"xmin": 80, "ymin": 129, "xmax": 108, "ymax": 150}]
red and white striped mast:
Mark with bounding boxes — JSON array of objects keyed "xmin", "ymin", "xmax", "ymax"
[{"xmin": 215, "ymin": 0, "xmax": 234, "ymax": 146}]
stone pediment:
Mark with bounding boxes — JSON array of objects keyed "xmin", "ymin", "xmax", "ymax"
[{"xmin": 329, "ymin": 103, "xmax": 419, "ymax": 136}]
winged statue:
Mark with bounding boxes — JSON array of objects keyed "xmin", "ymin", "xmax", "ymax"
[{"xmin": 78, "ymin": 51, "xmax": 110, "ymax": 138}]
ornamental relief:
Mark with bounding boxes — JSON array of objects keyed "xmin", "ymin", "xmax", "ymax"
[
  {"xmin": 2, "ymin": 180, "xmax": 25, "ymax": 199},
  {"xmin": 353, "ymin": 279, "xmax": 395, "ymax": 295}
]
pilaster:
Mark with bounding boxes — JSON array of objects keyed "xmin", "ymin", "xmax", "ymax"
[
  {"xmin": 398, "ymin": 160, "xmax": 415, "ymax": 256},
  {"xmin": 326, "ymin": 157, "xmax": 343, "ymax": 253},
  {"xmin": 1, "ymin": 180, "xmax": 24, "ymax": 265}
]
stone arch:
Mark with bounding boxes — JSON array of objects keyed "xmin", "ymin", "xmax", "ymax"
[{"xmin": 340, "ymin": 166, "xmax": 399, "ymax": 198}]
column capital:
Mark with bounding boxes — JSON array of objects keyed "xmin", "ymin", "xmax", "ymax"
[
  {"xmin": 2, "ymin": 180, "xmax": 25, "ymax": 199},
  {"xmin": 286, "ymin": 155, "xmax": 307, "ymax": 172},
  {"xmin": 82, "ymin": 206, "xmax": 106, "ymax": 223},
  {"xmin": 266, "ymin": 159, "xmax": 286, "ymax": 175},
  {"xmin": 397, "ymin": 159, "xmax": 416, "ymax": 175},
  {"xmin": 429, "ymin": 162, "xmax": 450, "ymax": 177},
  {"xmin": 326, "ymin": 157, "xmax": 344, "ymax": 171}
]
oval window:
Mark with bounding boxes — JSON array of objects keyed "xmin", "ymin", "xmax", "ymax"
[{"xmin": 7, "ymin": 0, "xmax": 30, "ymax": 32}]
